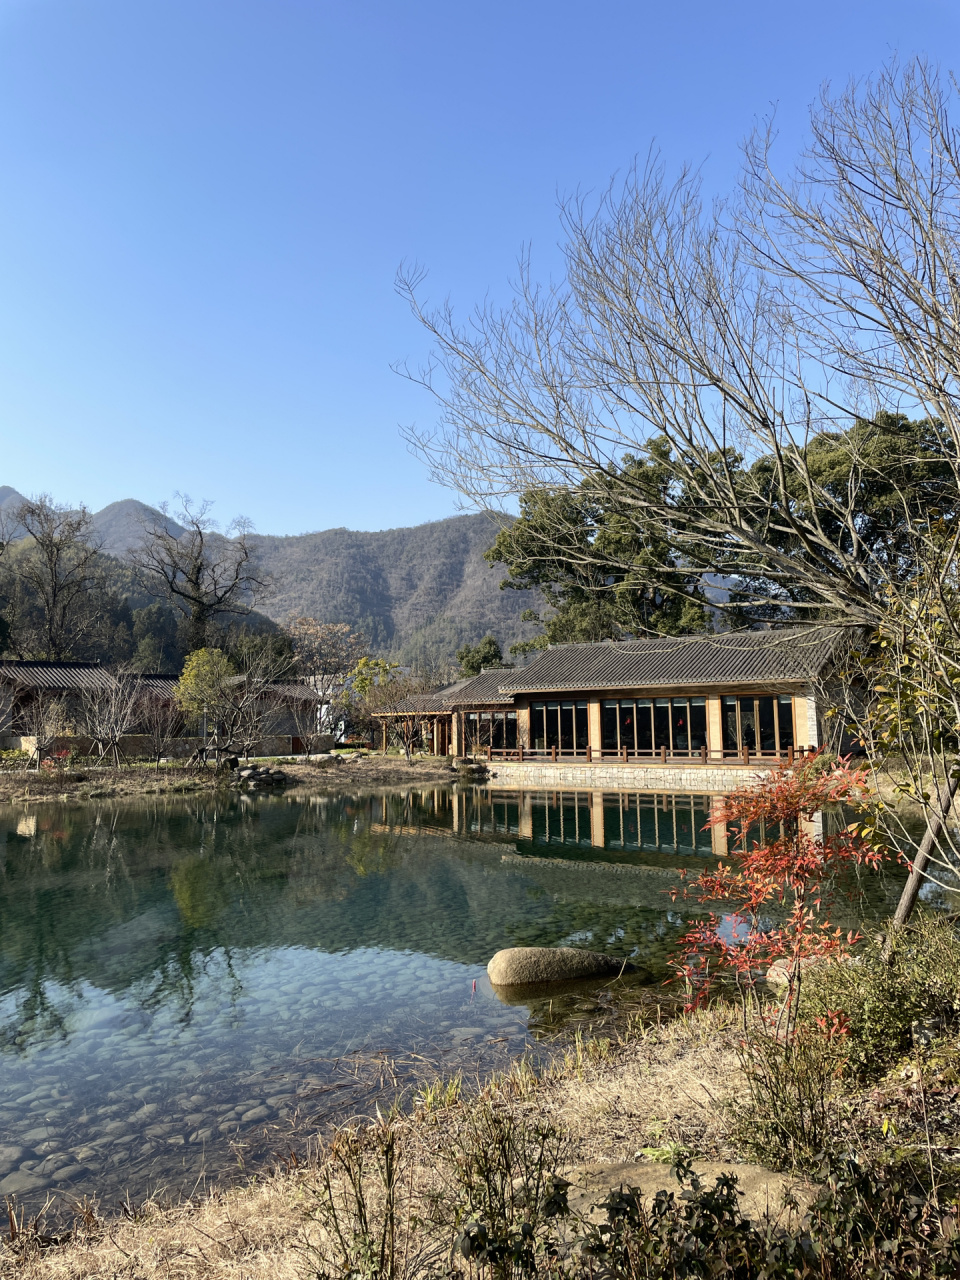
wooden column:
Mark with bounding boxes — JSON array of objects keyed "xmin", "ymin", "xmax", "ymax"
[
  {"xmin": 590, "ymin": 790, "xmax": 605, "ymax": 848},
  {"xmin": 587, "ymin": 698, "xmax": 603, "ymax": 758},
  {"xmin": 706, "ymin": 696, "xmax": 723, "ymax": 758}
]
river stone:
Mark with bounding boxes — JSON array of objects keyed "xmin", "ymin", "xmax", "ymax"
[
  {"xmin": 765, "ymin": 957, "xmax": 822, "ymax": 986},
  {"xmin": 487, "ymin": 947, "xmax": 630, "ymax": 987},
  {"xmin": 241, "ymin": 1105, "xmax": 270, "ymax": 1123},
  {"xmin": 0, "ymin": 1170, "xmax": 48, "ymax": 1195}
]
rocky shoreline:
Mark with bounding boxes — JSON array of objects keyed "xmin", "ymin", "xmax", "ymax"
[{"xmin": 3, "ymin": 1004, "xmax": 743, "ymax": 1277}]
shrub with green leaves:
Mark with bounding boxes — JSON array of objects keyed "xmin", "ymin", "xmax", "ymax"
[{"xmin": 800, "ymin": 914, "xmax": 960, "ymax": 1081}]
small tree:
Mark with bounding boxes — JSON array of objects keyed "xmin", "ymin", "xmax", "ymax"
[
  {"xmin": 176, "ymin": 648, "xmax": 238, "ymax": 766},
  {"xmin": 673, "ymin": 760, "xmax": 885, "ymax": 1168},
  {"xmin": 176, "ymin": 645, "xmax": 298, "ymax": 765},
  {"xmin": 231, "ymin": 646, "xmax": 295, "ymax": 761},
  {"xmin": 79, "ymin": 669, "xmax": 143, "ymax": 767},
  {"xmin": 19, "ymin": 692, "xmax": 71, "ymax": 770},
  {"xmin": 673, "ymin": 760, "xmax": 882, "ymax": 1032},
  {"xmin": 287, "ymin": 687, "xmax": 329, "ymax": 756},
  {"xmin": 456, "ymin": 635, "xmax": 505, "ymax": 677},
  {"xmin": 137, "ymin": 687, "xmax": 183, "ymax": 773},
  {"xmin": 360, "ymin": 669, "xmax": 440, "ymax": 760}
]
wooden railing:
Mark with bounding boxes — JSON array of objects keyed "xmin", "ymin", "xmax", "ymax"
[{"xmin": 482, "ymin": 744, "xmax": 820, "ymax": 765}]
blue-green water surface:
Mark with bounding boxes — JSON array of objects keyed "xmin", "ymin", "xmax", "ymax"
[{"xmin": 0, "ymin": 785, "xmax": 906, "ymax": 1213}]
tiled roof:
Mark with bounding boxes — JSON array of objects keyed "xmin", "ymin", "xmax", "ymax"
[
  {"xmin": 0, "ymin": 660, "xmax": 121, "ymax": 692},
  {"xmin": 267, "ymin": 681, "xmax": 322, "ymax": 704},
  {"xmin": 496, "ymin": 628, "xmax": 842, "ymax": 695},
  {"xmin": 372, "ymin": 669, "xmax": 519, "ymax": 716},
  {"xmin": 0, "ymin": 662, "xmax": 184, "ymax": 698},
  {"xmin": 129, "ymin": 674, "xmax": 180, "ymax": 699},
  {"xmin": 438, "ymin": 669, "xmax": 517, "ymax": 707},
  {"xmin": 373, "ymin": 692, "xmax": 449, "ymax": 716}
]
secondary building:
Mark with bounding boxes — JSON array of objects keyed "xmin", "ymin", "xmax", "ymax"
[{"xmin": 374, "ymin": 628, "xmax": 843, "ymax": 773}]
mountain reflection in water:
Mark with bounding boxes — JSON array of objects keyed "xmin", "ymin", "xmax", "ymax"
[{"xmin": 0, "ymin": 786, "xmax": 905, "ymax": 1215}]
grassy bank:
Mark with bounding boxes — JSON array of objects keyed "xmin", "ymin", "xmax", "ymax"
[
  {"xmin": 3, "ymin": 1004, "xmax": 742, "ymax": 1277},
  {"xmin": 9, "ymin": 916, "xmax": 960, "ymax": 1277},
  {"xmin": 0, "ymin": 754, "xmax": 458, "ymax": 805}
]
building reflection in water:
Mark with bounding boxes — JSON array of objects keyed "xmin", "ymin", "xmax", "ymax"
[{"xmin": 368, "ymin": 788, "xmax": 727, "ymax": 859}]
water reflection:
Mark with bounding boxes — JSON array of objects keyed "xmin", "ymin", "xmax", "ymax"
[
  {"xmin": 0, "ymin": 786, "xmax": 907, "ymax": 1214},
  {"xmin": 377, "ymin": 788, "xmax": 720, "ymax": 860}
]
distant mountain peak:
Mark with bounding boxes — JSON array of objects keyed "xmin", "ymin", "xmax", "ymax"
[
  {"xmin": 90, "ymin": 500, "xmax": 186, "ymax": 556},
  {"xmin": 0, "ymin": 488, "xmax": 533, "ymax": 660}
]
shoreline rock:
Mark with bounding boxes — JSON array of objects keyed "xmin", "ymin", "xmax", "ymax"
[{"xmin": 488, "ymin": 946, "xmax": 632, "ymax": 987}]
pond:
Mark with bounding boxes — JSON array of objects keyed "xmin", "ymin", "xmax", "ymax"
[{"xmin": 0, "ymin": 785, "xmax": 909, "ymax": 1214}]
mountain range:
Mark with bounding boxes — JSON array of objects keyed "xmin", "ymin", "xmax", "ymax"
[{"xmin": 0, "ymin": 487, "xmax": 536, "ymax": 662}]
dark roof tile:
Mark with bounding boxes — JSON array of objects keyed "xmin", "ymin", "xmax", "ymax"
[
  {"xmin": 439, "ymin": 669, "xmax": 516, "ymax": 706},
  {"xmin": 497, "ymin": 628, "xmax": 842, "ymax": 695}
]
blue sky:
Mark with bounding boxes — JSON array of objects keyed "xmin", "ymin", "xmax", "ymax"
[{"xmin": 0, "ymin": 0, "xmax": 956, "ymax": 536}]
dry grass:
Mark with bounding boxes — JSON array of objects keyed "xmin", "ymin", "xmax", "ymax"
[
  {"xmin": 0, "ymin": 756, "xmax": 456, "ymax": 807},
  {"xmin": 2, "ymin": 1009, "xmax": 740, "ymax": 1278}
]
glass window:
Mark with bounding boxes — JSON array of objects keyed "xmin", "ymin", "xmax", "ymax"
[
  {"xmin": 559, "ymin": 702, "xmax": 575, "ymax": 750},
  {"xmin": 778, "ymin": 696, "xmax": 795, "ymax": 750},
  {"xmin": 636, "ymin": 699, "xmax": 653, "ymax": 752},
  {"xmin": 545, "ymin": 703, "xmax": 561, "ymax": 749},
  {"xmin": 575, "ymin": 703, "xmax": 589, "ymax": 750},
  {"xmin": 619, "ymin": 701, "xmax": 636, "ymax": 753},
  {"xmin": 722, "ymin": 697, "xmax": 739, "ymax": 753},
  {"xmin": 671, "ymin": 699, "xmax": 689, "ymax": 751},
  {"xmin": 505, "ymin": 711, "xmax": 518, "ymax": 750},
  {"xmin": 653, "ymin": 699, "xmax": 671, "ymax": 750},
  {"xmin": 531, "ymin": 702, "xmax": 546, "ymax": 750},
  {"xmin": 602, "ymin": 702, "xmax": 619, "ymax": 752},
  {"xmin": 758, "ymin": 696, "xmax": 777, "ymax": 752},
  {"xmin": 738, "ymin": 697, "xmax": 757, "ymax": 751},
  {"xmin": 690, "ymin": 697, "xmax": 707, "ymax": 750}
]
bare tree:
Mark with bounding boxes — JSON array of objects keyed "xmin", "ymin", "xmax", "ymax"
[
  {"xmin": 362, "ymin": 672, "xmax": 441, "ymax": 760},
  {"xmin": 137, "ymin": 686, "xmax": 183, "ymax": 774},
  {"xmin": 285, "ymin": 616, "xmax": 368, "ymax": 747},
  {"xmin": 19, "ymin": 692, "xmax": 71, "ymax": 770},
  {"xmin": 398, "ymin": 58, "xmax": 960, "ymax": 925},
  {"xmin": 79, "ymin": 670, "xmax": 143, "ymax": 767},
  {"xmin": 130, "ymin": 495, "xmax": 267, "ymax": 653},
  {"xmin": 0, "ymin": 496, "xmax": 105, "ymax": 659},
  {"xmin": 287, "ymin": 687, "xmax": 329, "ymax": 756}
]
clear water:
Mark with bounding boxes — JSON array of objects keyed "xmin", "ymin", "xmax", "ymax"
[{"xmin": 0, "ymin": 785, "xmax": 907, "ymax": 1214}]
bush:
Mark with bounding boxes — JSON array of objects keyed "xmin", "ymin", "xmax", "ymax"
[
  {"xmin": 567, "ymin": 1153, "xmax": 960, "ymax": 1280},
  {"xmin": 801, "ymin": 914, "xmax": 960, "ymax": 1082},
  {"xmin": 440, "ymin": 1100, "xmax": 568, "ymax": 1238},
  {"xmin": 301, "ymin": 1109, "xmax": 960, "ymax": 1279},
  {"xmin": 730, "ymin": 1021, "xmax": 847, "ymax": 1171}
]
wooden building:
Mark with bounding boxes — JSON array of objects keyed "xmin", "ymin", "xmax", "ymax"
[{"xmin": 375, "ymin": 629, "xmax": 842, "ymax": 767}]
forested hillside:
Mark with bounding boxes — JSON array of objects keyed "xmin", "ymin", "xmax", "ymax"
[
  {"xmin": 252, "ymin": 513, "xmax": 534, "ymax": 663},
  {"xmin": 0, "ymin": 489, "xmax": 535, "ymax": 665}
]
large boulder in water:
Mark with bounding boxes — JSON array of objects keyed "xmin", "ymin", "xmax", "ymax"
[{"xmin": 487, "ymin": 946, "xmax": 629, "ymax": 987}]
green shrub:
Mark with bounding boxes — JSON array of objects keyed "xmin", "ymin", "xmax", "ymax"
[
  {"xmin": 730, "ymin": 1023, "xmax": 845, "ymax": 1171},
  {"xmin": 440, "ymin": 1100, "xmax": 568, "ymax": 1239},
  {"xmin": 0, "ymin": 748, "xmax": 30, "ymax": 769},
  {"xmin": 801, "ymin": 914, "xmax": 960, "ymax": 1082}
]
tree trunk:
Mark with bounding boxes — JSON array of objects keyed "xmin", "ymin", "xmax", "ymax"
[
  {"xmin": 188, "ymin": 604, "xmax": 207, "ymax": 653},
  {"xmin": 883, "ymin": 773, "xmax": 960, "ymax": 959}
]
